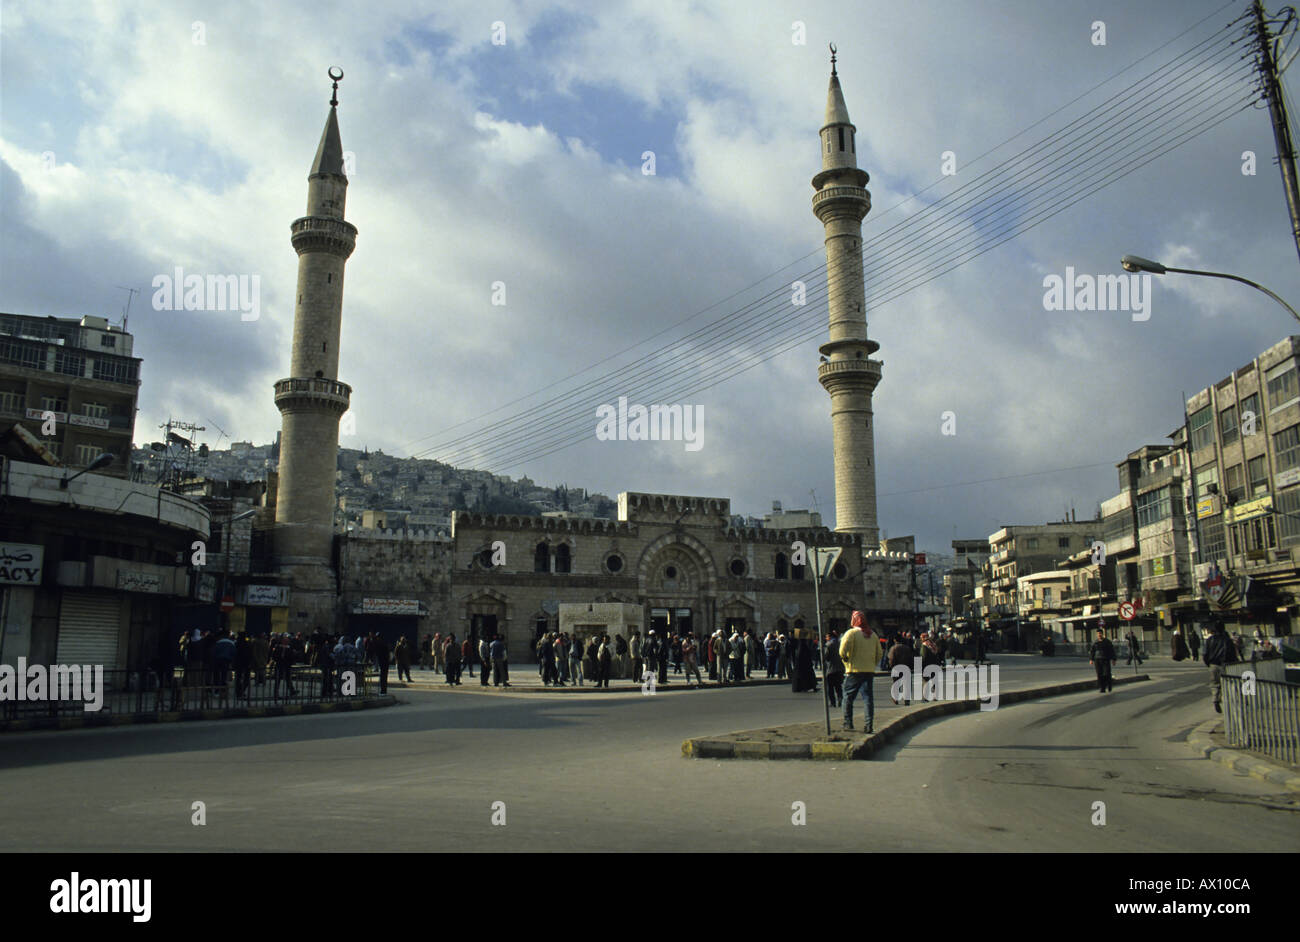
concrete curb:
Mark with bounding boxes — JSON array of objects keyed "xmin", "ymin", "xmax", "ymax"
[
  {"xmin": 391, "ymin": 675, "xmax": 793, "ymax": 694},
  {"xmin": 1186, "ymin": 719, "xmax": 1300, "ymax": 792},
  {"xmin": 0, "ymin": 695, "xmax": 398, "ymax": 734},
  {"xmin": 681, "ymin": 674, "xmax": 1150, "ymax": 760}
]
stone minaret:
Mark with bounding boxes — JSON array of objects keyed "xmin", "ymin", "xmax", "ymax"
[
  {"xmin": 273, "ymin": 69, "xmax": 357, "ymax": 632},
  {"xmin": 813, "ymin": 48, "xmax": 882, "ymax": 545}
]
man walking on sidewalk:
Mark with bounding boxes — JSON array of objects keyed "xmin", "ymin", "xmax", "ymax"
[
  {"xmin": 839, "ymin": 611, "xmax": 883, "ymax": 733},
  {"xmin": 1202, "ymin": 621, "xmax": 1238, "ymax": 713}
]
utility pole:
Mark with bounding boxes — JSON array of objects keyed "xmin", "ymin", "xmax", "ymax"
[{"xmin": 1253, "ymin": 0, "xmax": 1300, "ymax": 265}]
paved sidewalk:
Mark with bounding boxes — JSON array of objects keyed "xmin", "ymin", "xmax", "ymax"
[
  {"xmin": 682, "ymin": 674, "xmax": 1151, "ymax": 760},
  {"xmin": 1186, "ymin": 719, "xmax": 1300, "ymax": 793},
  {"xmin": 389, "ymin": 667, "xmax": 792, "ymax": 693}
]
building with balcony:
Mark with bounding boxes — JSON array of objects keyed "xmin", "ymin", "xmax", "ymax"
[
  {"xmin": 0, "ymin": 313, "xmax": 140, "ymax": 478},
  {"xmin": 0, "ymin": 450, "xmax": 209, "ymax": 672},
  {"xmin": 1015, "ymin": 568, "xmax": 1071, "ymax": 646},
  {"xmin": 985, "ymin": 520, "xmax": 1101, "ymax": 625},
  {"xmin": 945, "ymin": 538, "xmax": 990, "ymax": 619},
  {"xmin": 1185, "ymin": 335, "xmax": 1300, "ymax": 636}
]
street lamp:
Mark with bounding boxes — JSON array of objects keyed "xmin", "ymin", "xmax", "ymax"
[
  {"xmin": 220, "ymin": 508, "xmax": 258, "ymax": 621},
  {"xmin": 60, "ymin": 451, "xmax": 115, "ymax": 488},
  {"xmin": 1120, "ymin": 255, "xmax": 1300, "ymax": 324}
]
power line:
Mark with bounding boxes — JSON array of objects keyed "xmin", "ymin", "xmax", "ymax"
[
  {"xmin": 398, "ymin": 5, "xmax": 1244, "ymax": 457},
  {"xmin": 412, "ymin": 17, "xmax": 1258, "ymax": 471},
  {"xmin": 429, "ymin": 65, "xmax": 1257, "ymax": 469}
]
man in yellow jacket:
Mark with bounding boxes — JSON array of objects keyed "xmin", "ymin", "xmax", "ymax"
[{"xmin": 839, "ymin": 610, "xmax": 884, "ymax": 732}]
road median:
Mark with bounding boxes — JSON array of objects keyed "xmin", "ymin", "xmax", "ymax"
[{"xmin": 682, "ymin": 673, "xmax": 1150, "ymax": 760}]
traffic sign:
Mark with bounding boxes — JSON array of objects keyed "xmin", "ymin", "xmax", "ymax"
[
  {"xmin": 1119, "ymin": 601, "xmax": 1135, "ymax": 621},
  {"xmin": 220, "ymin": 595, "xmax": 235, "ymax": 613}
]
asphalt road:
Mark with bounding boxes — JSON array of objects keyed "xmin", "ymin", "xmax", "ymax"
[{"xmin": 0, "ymin": 655, "xmax": 1294, "ymax": 852}]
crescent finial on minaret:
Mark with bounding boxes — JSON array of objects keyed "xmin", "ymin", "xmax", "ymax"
[
  {"xmin": 328, "ymin": 66, "xmax": 344, "ymax": 108},
  {"xmin": 829, "ymin": 43, "xmax": 837, "ymax": 76}
]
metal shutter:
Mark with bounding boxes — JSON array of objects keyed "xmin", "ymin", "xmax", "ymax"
[{"xmin": 56, "ymin": 592, "xmax": 122, "ymax": 668}]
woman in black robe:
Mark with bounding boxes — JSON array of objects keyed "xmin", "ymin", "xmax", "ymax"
[{"xmin": 791, "ymin": 639, "xmax": 818, "ymax": 693}]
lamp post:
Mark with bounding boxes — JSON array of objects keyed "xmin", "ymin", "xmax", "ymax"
[
  {"xmin": 59, "ymin": 451, "xmax": 115, "ymax": 488},
  {"xmin": 1120, "ymin": 255, "xmax": 1300, "ymax": 324},
  {"xmin": 221, "ymin": 508, "xmax": 258, "ymax": 627}
]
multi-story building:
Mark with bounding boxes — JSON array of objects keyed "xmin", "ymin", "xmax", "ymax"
[
  {"xmin": 1185, "ymin": 335, "xmax": 1300, "ymax": 636},
  {"xmin": 0, "ymin": 442, "xmax": 209, "ymax": 672},
  {"xmin": 1016, "ymin": 569, "xmax": 1071, "ymax": 646},
  {"xmin": 985, "ymin": 521, "xmax": 1100, "ymax": 623},
  {"xmin": 0, "ymin": 312, "xmax": 140, "ymax": 478},
  {"xmin": 945, "ymin": 538, "xmax": 990, "ymax": 619}
]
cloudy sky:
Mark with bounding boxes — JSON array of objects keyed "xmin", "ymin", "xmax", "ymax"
[{"xmin": 4, "ymin": 0, "xmax": 1298, "ymax": 553}]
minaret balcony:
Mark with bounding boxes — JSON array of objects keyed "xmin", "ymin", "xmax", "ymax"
[
  {"xmin": 274, "ymin": 376, "xmax": 352, "ymax": 413},
  {"xmin": 818, "ymin": 357, "xmax": 883, "ymax": 391},
  {"xmin": 290, "ymin": 215, "xmax": 358, "ymax": 258},
  {"xmin": 812, "ymin": 185, "xmax": 871, "ymax": 220}
]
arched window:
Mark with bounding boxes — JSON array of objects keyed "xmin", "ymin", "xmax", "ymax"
[
  {"xmin": 792, "ymin": 560, "xmax": 806, "ymax": 581},
  {"xmin": 774, "ymin": 553, "xmax": 789, "ymax": 580},
  {"xmin": 555, "ymin": 543, "xmax": 571, "ymax": 574},
  {"xmin": 534, "ymin": 542, "xmax": 550, "ymax": 573},
  {"xmin": 838, "ymin": 127, "xmax": 845, "ymax": 151}
]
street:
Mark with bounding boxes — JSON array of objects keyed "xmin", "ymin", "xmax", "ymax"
[{"xmin": 0, "ymin": 655, "xmax": 1294, "ymax": 852}]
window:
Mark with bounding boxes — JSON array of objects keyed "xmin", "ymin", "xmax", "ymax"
[
  {"xmin": 1240, "ymin": 393, "xmax": 1261, "ymax": 433},
  {"xmin": 791, "ymin": 559, "xmax": 806, "ymax": 580},
  {"xmin": 554, "ymin": 543, "xmax": 571, "ymax": 574},
  {"xmin": 100, "ymin": 334, "xmax": 116, "ymax": 348},
  {"xmin": 1225, "ymin": 464, "xmax": 1245, "ymax": 503},
  {"xmin": 774, "ymin": 553, "xmax": 788, "ymax": 580},
  {"xmin": 0, "ymin": 390, "xmax": 21, "ymax": 414},
  {"xmin": 82, "ymin": 402, "xmax": 108, "ymax": 419},
  {"xmin": 1194, "ymin": 462, "xmax": 1219, "ymax": 497},
  {"xmin": 1278, "ymin": 487, "xmax": 1300, "ymax": 547},
  {"xmin": 605, "ymin": 554, "xmax": 624, "ymax": 574},
  {"xmin": 1198, "ymin": 514, "xmax": 1226, "ymax": 562},
  {"xmin": 1058, "ymin": 537, "xmax": 1070, "ymax": 549},
  {"xmin": 1248, "ymin": 455, "xmax": 1268, "ymax": 496},
  {"xmin": 1189, "ymin": 406, "xmax": 1214, "ymax": 451},
  {"xmin": 1026, "ymin": 538, "xmax": 1039, "ymax": 550},
  {"xmin": 838, "ymin": 127, "xmax": 845, "ymax": 151},
  {"xmin": 534, "ymin": 543, "xmax": 549, "ymax": 573},
  {"xmin": 1274, "ymin": 424, "xmax": 1300, "ymax": 473},
  {"xmin": 1219, "ymin": 404, "xmax": 1238, "ymax": 445},
  {"xmin": 74, "ymin": 443, "xmax": 101, "ymax": 466},
  {"xmin": 728, "ymin": 558, "xmax": 746, "ymax": 577},
  {"xmin": 1267, "ymin": 360, "xmax": 1298, "ymax": 410},
  {"xmin": 92, "ymin": 356, "xmax": 138, "ymax": 385},
  {"xmin": 0, "ymin": 337, "xmax": 44, "ymax": 370},
  {"xmin": 1136, "ymin": 488, "xmax": 1172, "ymax": 527},
  {"xmin": 40, "ymin": 395, "xmax": 67, "ymax": 414},
  {"xmin": 1042, "ymin": 587, "xmax": 1053, "ymax": 604},
  {"xmin": 54, "ymin": 349, "xmax": 84, "ymax": 377}
]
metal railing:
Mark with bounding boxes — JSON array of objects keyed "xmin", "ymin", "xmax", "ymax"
[
  {"xmin": 1221, "ymin": 672, "xmax": 1300, "ymax": 766},
  {"xmin": 0, "ymin": 664, "xmax": 381, "ymax": 721}
]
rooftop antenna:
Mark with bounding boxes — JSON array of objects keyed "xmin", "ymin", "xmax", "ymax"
[
  {"xmin": 206, "ymin": 419, "xmax": 229, "ymax": 449},
  {"xmin": 114, "ymin": 285, "xmax": 138, "ymax": 331}
]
